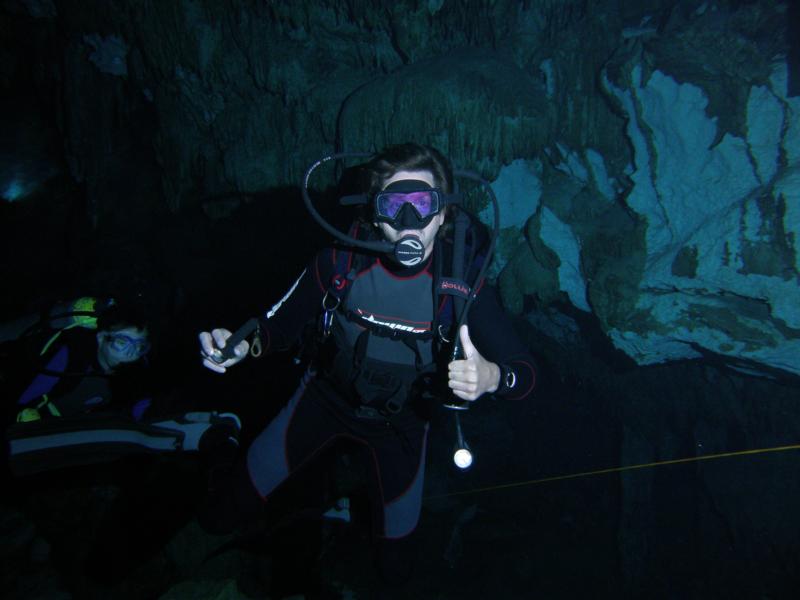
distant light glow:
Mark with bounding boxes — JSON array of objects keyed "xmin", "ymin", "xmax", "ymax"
[{"xmin": 1, "ymin": 179, "xmax": 28, "ymax": 202}]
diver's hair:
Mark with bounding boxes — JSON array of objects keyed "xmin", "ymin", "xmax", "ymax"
[
  {"xmin": 96, "ymin": 299, "xmax": 150, "ymax": 333},
  {"xmin": 363, "ymin": 143, "xmax": 454, "ymax": 195}
]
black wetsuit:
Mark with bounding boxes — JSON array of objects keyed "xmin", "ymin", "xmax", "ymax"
[{"xmin": 237, "ymin": 244, "xmax": 536, "ymax": 539}]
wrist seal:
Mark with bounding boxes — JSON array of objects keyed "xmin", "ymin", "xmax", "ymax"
[{"xmin": 498, "ymin": 365, "xmax": 517, "ymax": 394}]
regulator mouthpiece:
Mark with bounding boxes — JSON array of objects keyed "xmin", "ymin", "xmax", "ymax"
[{"xmin": 393, "ymin": 235, "xmax": 426, "ymax": 267}]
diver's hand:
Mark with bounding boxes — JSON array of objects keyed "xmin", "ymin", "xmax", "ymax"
[
  {"xmin": 199, "ymin": 328, "xmax": 249, "ymax": 374},
  {"xmin": 447, "ymin": 325, "xmax": 501, "ymax": 402}
]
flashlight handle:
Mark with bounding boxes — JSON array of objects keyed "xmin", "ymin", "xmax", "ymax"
[
  {"xmin": 450, "ymin": 338, "xmax": 462, "ymax": 362},
  {"xmin": 454, "ymin": 412, "xmax": 466, "ymax": 447},
  {"xmin": 212, "ymin": 318, "xmax": 259, "ymax": 363},
  {"xmin": 443, "ymin": 400, "xmax": 470, "ymax": 410}
]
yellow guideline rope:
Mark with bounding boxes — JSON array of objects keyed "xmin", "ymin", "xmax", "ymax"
[{"xmin": 424, "ymin": 443, "xmax": 800, "ymax": 501}]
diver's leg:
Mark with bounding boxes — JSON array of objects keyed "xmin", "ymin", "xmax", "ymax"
[
  {"xmin": 198, "ymin": 371, "xmax": 346, "ymax": 534},
  {"xmin": 195, "ymin": 375, "xmax": 313, "ymax": 535},
  {"xmin": 364, "ymin": 420, "xmax": 430, "ymax": 586},
  {"xmin": 196, "ymin": 375, "xmax": 310, "ymax": 536},
  {"xmin": 242, "ymin": 374, "xmax": 350, "ymax": 597},
  {"xmin": 376, "ymin": 422, "xmax": 429, "ymax": 539}
]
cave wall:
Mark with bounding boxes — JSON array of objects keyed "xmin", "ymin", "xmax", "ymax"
[{"xmin": 6, "ymin": 0, "xmax": 795, "ymax": 377}]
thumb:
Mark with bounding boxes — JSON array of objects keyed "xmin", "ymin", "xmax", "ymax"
[{"xmin": 459, "ymin": 325, "xmax": 476, "ymax": 359}]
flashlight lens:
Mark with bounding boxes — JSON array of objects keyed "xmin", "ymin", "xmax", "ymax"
[{"xmin": 453, "ymin": 448, "xmax": 473, "ymax": 469}]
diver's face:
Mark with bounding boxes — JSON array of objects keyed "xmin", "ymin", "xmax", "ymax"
[
  {"xmin": 97, "ymin": 326, "xmax": 150, "ymax": 370},
  {"xmin": 376, "ymin": 169, "xmax": 445, "ymax": 261}
]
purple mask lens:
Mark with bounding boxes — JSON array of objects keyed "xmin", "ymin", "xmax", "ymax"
[{"xmin": 377, "ymin": 191, "xmax": 437, "ymax": 219}]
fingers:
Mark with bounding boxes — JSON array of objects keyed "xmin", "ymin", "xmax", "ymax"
[
  {"xmin": 450, "ymin": 385, "xmax": 479, "ymax": 398},
  {"xmin": 211, "ymin": 329, "xmax": 249, "ymax": 358},
  {"xmin": 448, "ymin": 359, "xmax": 480, "ymax": 400},
  {"xmin": 199, "ymin": 328, "xmax": 231, "ymax": 351},
  {"xmin": 212, "ymin": 328, "xmax": 232, "ymax": 349},
  {"xmin": 232, "ymin": 339, "xmax": 249, "ymax": 357},
  {"xmin": 202, "ymin": 356, "xmax": 228, "ymax": 374},
  {"xmin": 449, "ymin": 354, "xmax": 499, "ymax": 401},
  {"xmin": 198, "ymin": 328, "xmax": 248, "ymax": 374},
  {"xmin": 448, "ymin": 360, "xmax": 478, "ymax": 381},
  {"xmin": 198, "ymin": 331, "xmax": 216, "ymax": 355}
]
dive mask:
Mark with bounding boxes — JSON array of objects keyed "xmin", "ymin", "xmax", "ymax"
[
  {"xmin": 106, "ymin": 332, "xmax": 150, "ymax": 359},
  {"xmin": 374, "ymin": 179, "xmax": 443, "ymax": 230}
]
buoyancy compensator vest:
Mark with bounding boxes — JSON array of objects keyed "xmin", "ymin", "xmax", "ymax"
[
  {"xmin": 317, "ymin": 221, "xmax": 486, "ymax": 416},
  {"xmin": 303, "ymin": 151, "xmax": 500, "ymax": 414},
  {"xmin": 328, "ymin": 256, "xmax": 436, "ymax": 414}
]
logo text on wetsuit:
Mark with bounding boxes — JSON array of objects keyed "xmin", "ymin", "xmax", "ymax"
[
  {"xmin": 438, "ymin": 278, "xmax": 470, "ymax": 298},
  {"xmin": 356, "ymin": 310, "xmax": 429, "ymax": 334}
]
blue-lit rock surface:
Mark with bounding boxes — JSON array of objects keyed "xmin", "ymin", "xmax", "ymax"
[{"xmin": 493, "ymin": 57, "xmax": 799, "ymax": 377}]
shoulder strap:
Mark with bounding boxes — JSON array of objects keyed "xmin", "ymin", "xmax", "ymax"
[
  {"xmin": 432, "ymin": 212, "xmax": 490, "ymax": 347},
  {"xmin": 327, "ymin": 221, "xmax": 371, "ymax": 301},
  {"xmin": 320, "ymin": 223, "xmax": 369, "ymax": 337}
]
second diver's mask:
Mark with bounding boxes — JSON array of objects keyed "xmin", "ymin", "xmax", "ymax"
[{"xmin": 374, "ymin": 179, "xmax": 444, "ymax": 231}]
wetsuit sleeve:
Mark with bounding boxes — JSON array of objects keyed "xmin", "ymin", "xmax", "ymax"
[
  {"xmin": 255, "ymin": 249, "xmax": 333, "ymax": 352},
  {"xmin": 17, "ymin": 344, "xmax": 69, "ymax": 406},
  {"xmin": 465, "ymin": 283, "xmax": 536, "ymax": 401},
  {"xmin": 16, "ymin": 329, "xmax": 110, "ymax": 416}
]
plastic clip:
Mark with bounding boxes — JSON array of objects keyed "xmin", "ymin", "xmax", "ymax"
[
  {"xmin": 250, "ymin": 323, "xmax": 263, "ymax": 358},
  {"xmin": 321, "ymin": 292, "xmax": 340, "ymax": 338}
]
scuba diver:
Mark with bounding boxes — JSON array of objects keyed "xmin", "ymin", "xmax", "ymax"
[
  {"xmin": 12, "ymin": 297, "xmax": 150, "ymax": 423},
  {"xmin": 0, "ymin": 295, "xmax": 244, "ymax": 586},
  {"xmin": 2, "ymin": 296, "xmax": 241, "ymax": 476},
  {"xmin": 197, "ymin": 143, "xmax": 536, "ymax": 591}
]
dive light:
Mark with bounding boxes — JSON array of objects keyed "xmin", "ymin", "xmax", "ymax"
[{"xmin": 453, "ymin": 412, "xmax": 473, "ymax": 470}]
